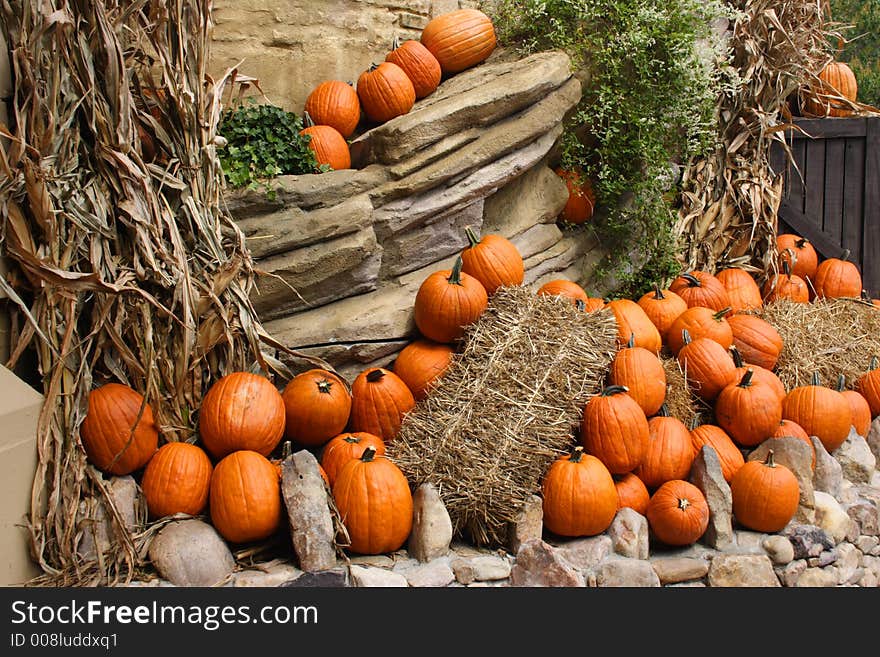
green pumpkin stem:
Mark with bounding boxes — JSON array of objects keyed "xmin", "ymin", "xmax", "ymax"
[
  {"xmin": 796, "ymin": 238, "xmax": 808, "ymax": 249},
  {"xmin": 317, "ymin": 379, "xmax": 333, "ymax": 394},
  {"xmin": 870, "ymin": 356, "xmax": 879, "ymax": 371},
  {"xmin": 729, "ymin": 345, "xmax": 745, "ymax": 368},
  {"xmin": 681, "ymin": 328, "xmax": 692, "ymax": 346},
  {"xmin": 764, "ymin": 449, "xmax": 777, "ymax": 468},
  {"xmin": 343, "ymin": 435, "xmax": 360, "ymax": 444},
  {"xmin": 627, "ymin": 333, "xmax": 635, "ymax": 349},
  {"xmin": 366, "ymin": 369, "xmax": 386, "ymax": 383},
  {"xmin": 361, "ymin": 446, "xmax": 377, "ymax": 462},
  {"xmin": 782, "ymin": 259, "xmax": 792, "ymax": 278},
  {"xmin": 739, "ymin": 368, "xmax": 754, "ymax": 388},
  {"xmin": 575, "ymin": 299, "xmax": 586, "ymax": 312},
  {"xmin": 447, "ymin": 256, "xmax": 465, "ymax": 286},
  {"xmin": 811, "ymin": 371, "xmax": 821, "ymax": 387},
  {"xmin": 600, "ymin": 385, "xmax": 629, "ymax": 397},
  {"xmin": 840, "ymin": 248, "xmax": 851, "ymax": 262},
  {"xmin": 569, "ymin": 446, "xmax": 585, "ymax": 463},
  {"xmin": 682, "ymin": 272, "xmax": 702, "ymax": 287},
  {"xmin": 678, "ymin": 497, "xmax": 692, "ymax": 511},
  {"xmin": 653, "ymin": 284, "xmax": 665, "ymax": 300},
  {"xmin": 465, "ymin": 226, "xmax": 481, "ymax": 249},
  {"xmin": 303, "ymin": 110, "xmax": 315, "ymax": 128},
  {"xmin": 658, "ymin": 403, "xmax": 670, "ymax": 417},
  {"xmin": 688, "ymin": 417, "xmax": 701, "ymax": 431},
  {"xmin": 282, "ymin": 440, "xmax": 292, "ymax": 459},
  {"xmin": 392, "ymin": 34, "xmax": 401, "ymax": 50},
  {"xmin": 836, "ymin": 374, "xmax": 847, "ymax": 392},
  {"xmin": 713, "ymin": 307, "xmax": 732, "ymax": 321}
]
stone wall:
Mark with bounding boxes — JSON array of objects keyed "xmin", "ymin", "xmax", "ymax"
[
  {"xmin": 225, "ymin": 51, "xmax": 609, "ymax": 382},
  {"xmin": 210, "ymin": 0, "xmax": 476, "ymax": 114}
]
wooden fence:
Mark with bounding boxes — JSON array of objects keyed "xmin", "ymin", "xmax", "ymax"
[{"xmin": 770, "ymin": 116, "xmax": 880, "ymax": 297}]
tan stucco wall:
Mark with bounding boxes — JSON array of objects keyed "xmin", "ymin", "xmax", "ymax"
[{"xmin": 209, "ymin": 0, "xmax": 471, "ymax": 114}]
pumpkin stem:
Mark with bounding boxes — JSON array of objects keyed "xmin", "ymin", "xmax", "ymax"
[
  {"xmin": 569, "ymin": 446, "xmax": 585, "ymax": 463},
  {"xmin": 681, "ymin": 328, "xmax": 692, "ymax": 346},
  {"xmin": 713, "ymin": 307, "xmax": 732, "ymax": 321},
  {"xmin": 677, "ymin": 497, "xmax": 691, "ymax": 511},
  {"xmin": 738, "ymin": 368, "xmax": 754, "ymax": 388},
  {"xmin": 795, "ymin": 238, "xmax": 809, "ymax": 249},
  {"xmin": 447, "ymin": 256, "xmax": 465, "ymax": 286},
  {"xmin": 658, "ymin": 403, "xmax": 670, "ymax": 417},
  {"xmin": 361, "ymin": 446, "xmax": 377, "ymax": 462},
  {"xmin": 764, "ymin": 449, "xmax": 777, "ymax": 468},
  {"xmin": 575, "ymin": 299, "xmax": 586, "ymax": 312},
  {"xmin": 871, "ymin": 356, "xmax": 879, "ymax": 371},
  {"xmin": 729, "ymin": 345, "xmax": 745, "ymax": 368},
  {"xmin": 688, "ymin": 417, "xmax": 701, "ymax": 431},
  {"xmin": 465, "ymin": 226, "xmax": 481, "ymax": 249},
  {"xmin": 303, "ymin": 111, "xmax": 315, "ymax": 128},
  {"xmin": 782, "ymin": 259, "xmax": 792, "ymax": 278},
  {"xmin": 392, "ymin": 34, "xmax": 401, "ymax": 50},
  {"xmin": 366, "ymin": 369, "xmax": 386, "ymax": 383},
  {"xmin": 836, "ymin": 374, "xmax": 847, "ymax": 392},
  {"xmin": 600, "ymin": 385, "xmax": 630, "ymax": 397},
  {"xmin": 369, "ymin": 63, "xmax": 380, "ymax": 72},
  {"xmin": 811, "ymin": 371, "xmax": 821, "ymax": 387},
  {"xmin": 840, "ymin": 248, "xmax": 851, "ymax": 262},
  {"xmin": 653, "ymin": 283, "xmax": 665, "ymax": 300},
  {"xmin": 682, "ymin": 272, "xmax": 702, "ymax": 287},
  {"xmin": 317, "ymin": 379, "xmax": 333, "ymax": 394},
  {"xmin": 282, "ymin": 440, "xmax": 292, "ymax": 459},
  {"xmin": 627, "ymin": 333, "xmax": 635, "ymax": 349},
  {"xmin": 343, "ymin": 435, "xmax": 360, "ymax": 444}
]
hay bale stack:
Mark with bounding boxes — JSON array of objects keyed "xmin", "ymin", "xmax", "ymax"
[
  {"xmin": 387, "ymin": 286, "xmax": 618, "ymax": 548},
  {"xmin": 757, "ymin": 298, "xmax": 880, "ymax": 391},
  {"xmin": 660, "ymin": 355, "xmax": 709, "ymax": 428}
]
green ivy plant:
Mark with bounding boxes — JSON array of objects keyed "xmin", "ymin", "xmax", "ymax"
[
  {"xmin": 217, "ymin": 100, "xmax": 326, "ymax": 193},
  {"xmin": 489, "ymin": 0, "xmax": 732, "ymax": 298}
]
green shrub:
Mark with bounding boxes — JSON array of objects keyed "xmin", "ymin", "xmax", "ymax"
[{"xmin": 830, "ymin": 0, "xmax": 880, "ymax": 108}]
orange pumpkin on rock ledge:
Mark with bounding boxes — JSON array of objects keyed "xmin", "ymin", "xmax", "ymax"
[{"xmin": 554, "ymin": 167, "xmax": 596, "ymax": 225}]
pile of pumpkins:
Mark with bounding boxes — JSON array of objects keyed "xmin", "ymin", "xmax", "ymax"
[{"xmin": 298, "ymin": 8, "xmax": 497, "ymax": 172}]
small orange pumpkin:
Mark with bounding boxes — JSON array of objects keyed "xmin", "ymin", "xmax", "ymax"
[
  {"xmin": 414, "ymin": 256, "xmax": 488, "ymax": 344},
  {"xmin": 386, "ymin": 35, "xmax": 442, "ymax": 99},
  {"xmin": 608, "ymin": 334, "xmax": 666, "ymax": 417},
  {"xmin": 637, "ymin": 284, "xmax": 688, "ymax": 343},
  {"xmin": 536, "ymin": 279, "xmax": 589, "ymax": 305},
  {"xmin": 303, "ymin": 80, "xmax": 361, "ymax": 139},
  {"xmin": 348, "ymin": 367, "xmax": 416, "ymax": 443},
  {"xmin": 606, "ymin": 298, "xmax": 662, "ymax": 354},
  {"xmin": 729, "ymin": 345, "xmax": 786, "ymax": 402},
  {"xmin": 209, "ymin": 450, "xmax": 282, "ymax": 544},
  {"xmin": 762, "ymin": 261, "xmax": 810, "ymax": 303},
  {"xmin": 666, "ymin": 306, "xmax": 733, "ymax": 356},
  {"xmin": 634, "ymin": 406, "xmax": 695, "ymax": 490},
  {"xmin": 646, "ymin": 479, "xmax": 709, "ymax": 547},
  {"xmin": 542, "ymin": 446, "xmax": 619, "ymax": 537},
  {"xmin": 727, "ymin": 313, "xmax": 784, "ymax": 371},
  {"xmin": 675, "ymin": 329, "xmax": 737, "ymax": 402},
  {"xmin": 716, "ymin": 267, "xmax": 763, "ymax": 313},
  {"xmin": 79, "ymin": 382, "xmax": 159, "ymax": 475},
  {"xmin": 731, "ymin": 450, "xmax": 800, "ymax": 532},
  {"xmin": 782, "ymin": 372, "xmax": 852, "ymax": 453},
  {"xmin": 320, "ymin": 432, "xmax": 387, "ymax": 486},
  {"xmin": 281, "ymin": 369, "xmax": 352, "ymax": 448},
  {"xmin": 803, "ymin": 60, "xmax": 858, "ymax": 118},
  {"xmin": 812, "ymin": 250, "xmax": 863, "ymax": 300},
  {"xmin": 332, "ymin": 446, "xmax": 413, "ymax": 555},
  {"xmin": 580, "ymin": 385, "xmax": 649, "ymax": 475},
  {"xmin": 393, "ymin": 339, "xmax": 455, "ymax": 401},
  {"xmin": 614, "ymin": 472, "xmax": 650, "ymax": 516},
  {"xmin": 837, "ymin": 375, "xmax": 871, "ymax": 437},
  {"xmin": 141, "ymin": 441, "xmax": 213, "ymax": 519},
  {"xmin": 669, "ymin": 271, "xmax": 731, "ymax": 312},
  {"xmin": 356, "ymin": 61, "xmax": 416, "ymax": 124},
  {"xmin": 420, "ymin": 8, "xmax": 497, "ymax": 75},
  {"xmin": 715, "ymin": 368, "xmax": 784, "ymax": 448},
  {"xmin": 554, "ymin": 168, "xmax": 596, "ymax": 224},
  {"xmin": 856, "ymin": 357, "xmax": 880, "ymax": 418},
  {"xmin": 460, "ymin": 228, "xmax": 524, "ymax": 295},
  {"xmin": 777, "ymin": 235, "xmax": 818, "ymax": 281},
  {"xmin": 299, "ymin": 112, "xmax": 351, "ymax": 171}
]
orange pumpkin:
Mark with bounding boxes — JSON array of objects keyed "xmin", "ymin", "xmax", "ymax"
[
  {"xmin": 348, "ymin": 367, "xmax": 415, "ymax": 443},
  {"xmin": 729, "ymin": 345, "xmax": 786, "ymax": 402},
  {"xmin": 542, "ymin": 446, "xmax": 619, "ymax": 537},
  {"xmin": 356, "ymin": 62, "xmax": 416, "ymax": 124},
  {"xmin": 320, "ymin": 432, "xmax": 387, "ymax": 486},
  {"xmin": 198, "ymin": 372, "xmax": 286, "ymax": 460},
  {"xmin": 606, "ymin": 298, "xmax": 662, "ymax": 354},
  {"xmin": 812, "ymin": 250, "xmax": 863, "ymax": 300},
  {"xmin": 803, "ymin": 60, "xmax": 858, "ymax": 118},
  {"xmin": 608, "ymin": 334, "xmax": 666, "ymax": 417},
  {"xmin": 634, "ymin": 407, "xmax": 695, "ymax": 490},
  {"xmin": 856, "ymin": 357, "xmax": 880, "ymax": 418},
  {"xmin": 281, "ymin": 369, "xmax": 351, "ymax": 448},
  {"xmin": 393, "ymin": 339, "xmax": 455, "ymax": 401},
  {"xmin": 141, "ymin": 441, "xmax": 213, "ymax": 520},
  {"xmin": 420, "ymin": 8, "xmax": 497, "ymax": 75},
  {"xmin": 332, "ymin": 446, "xmax": 413, "ymax": 554},
  {"xmin": 554, "ymin": 168, "xmax": 596, "ymax": 224},
  {"xmin": 771, "ymin": 419, "xmax": 816, "ymax": 471},
  {"xmin": 666, "ymin": 306, "xmax": 733, "ymax": 356},
  {"xmin": 414, "ymin": 256, "xmax": 488, "ymax": 344},
  {"xmin": 777, "ymin": 235, "xmax": 818, "ymax": 281},
  {"xmin": 580, "ymin": 385, "xmax": 649, "ymax": 475},
  {"xmin": 303, "ymin": 80, "xmax": 361, "ymax": 139},
  {"xmin": 716, "ymin": 267, "xmax": 763, "ymax": 313},
  {"xmin": 386, "ymin": 36, "xmax": 442, "ymax": 99},
  {"xmin": 762, "ymin": 262, "xmax": 810, "ymax": 303},
  {"xmin": 727, "ymin": 313, "xmax": 784, "ymax": 371},
  {"xmin": 614, "ymin": 472, "xmax": 650, "ymax": 516},
  {"xmin": 731, "ymin": 450, "xmax": 800, "ymax": 532},
  {"xmin": 837, "ymin": 375, "xmax": 871, "ymax": 437},
  {"xmin": 536, "ymin": 279, "xmax": 589, "ymax": 305},
  {"xmin": 460, "ymin": 228, "xmax": 524, "ymax": 295},
  {"xmin": 300, "ymin": 113, "xmax": 351, "ymax": 171},
  {"xmin": 669, "ymin": 271, "xmax": 731, "ymax": 312},
  {"xmin": 209, "ymin": 450, "xmax": 282, "ymax": 544},
  {"xmin": 646, "ymin": 479, "xmax": 709, "ymax": 547},
  {"xmin": 637, "ymin": 284, "xmax": 688, "ymax": 342},
  {"xmin": 782, "ymin": 372, "xmax": 852, "ymax": 453},
  {"xmin": 675, "ymin": 330, "xmax": 737, "ymax": 402},
  {"xmin": 715, "ymin": 368, "xmax": 784, "ymax": 448},
  {"xmin": 690, "ymin": 423, "xmax": 745, "ymax": 482},
  {"xmin": 79, "ymin": 382, "xmax": 159, "ymax": 475}
]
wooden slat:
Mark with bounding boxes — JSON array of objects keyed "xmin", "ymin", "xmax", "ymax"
[
  {"xmin": 803, "ymin": 138, "xmax": 825, "ymax": 227},
  {"xmin": 863, "ymin": 118, "xmax": 880, "ymax": 297},
  {"xmin": 790, "ymin": 117, "xmax": 868, "ymax": 139},
  {"xmin": 822, "ymin": 138, "xmax": 845, "ymax": 244},
  {"xmin": 778, "ymin": 206, "xmax": 846, "ymax": 260},
  {"xmin": 788, "ymin": 138, "xmax": 806, "ymax": 216},
  {"xmin": 842, "ymin": 137, "xmax": 865, "ymax": 265}
]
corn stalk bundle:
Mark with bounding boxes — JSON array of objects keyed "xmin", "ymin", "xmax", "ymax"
[
  {"xmin": 387, "ymin": 286, "xmax": 618, "ymax": 548},
  {"xmin": 0, "ymin": 1, "xmax": 319, "ymax": 586},
  {"xmin": 673, "ymin": 0, "xmax": 834, "ymax": 280}
]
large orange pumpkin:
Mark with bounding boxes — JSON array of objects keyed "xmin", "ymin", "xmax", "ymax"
[
  {"xmin": 608, "ymin": 334, "xmax": 666, "ymax": 417},
  {"xmin": 727, "ymin": 313, "xmax": 784, "ymax": 371},
  {"xmin": 715, "ymin": 368, "xmax": 784, "ymax": 448},
  {"xmin": 666, "ymin": 306, "xmax": 733, "ymax": 356},
  {"xmin": 386, "ymin": 36, "xmax": 442, "ymax": 99},
  {"xmin": 141, "ymin": 441, "xmax": 213, "ymax": 520},
  {"xmin": 669, "ymin": 271, "xmax": 731, "ymax": 312},
  {"xmin": 198, "ymin": 372, "xmax": 286, "ymax": 459},
  {"xmin": 300, "ymin": 113, "xmax": 351, "ymax": 171},
  {"xmin": 580, "ymin": 385, "xmax": 649, "ymax": 475},
  {"xmin": 420, "ymin": 8, "xmax": 497, "ymax": 75},
  {"xmin": 332, "ymin": 447, "xmax": 413, "ymax": 555},
  {"xmin": 637, "ymin": 284, "xmax": 688, "ymax": 343},
  {"xmin": 356, "ymin": 62, "xmax": 416, "ymax": 124},
  {"xmin": 675, "ymin": 330, "xmax": 737, "ymax": 402},
  {"xmin": 414, "ymin": 256, "xmax": 488, "ymax": 344},
  {"xmin": 79, "ymin": 382, "xmax": 159, "ymax": 475},
  {"xmin": 614, "ymin": 472, "xmax": 650, "ymax": 516},
  {"xmin": 812, "ymin": 250, "xmax": 863, "ymax": 300},
  {"xmin": 837, "ymin": 375, "xmax": 871, "ymax": 437},
  {"xmin": 460, "ymin": 228, "xmax": 524, "ymax": 295},
  {"xmin": 777, "ymin": 235, "xmax": 818, "ymax": 281},
  {"xmin": 689, "ymin": 423, "xmax": 745, "ymax": 482},
  {"xmin": 803, "ymin": 60, "xmax": 858, "ymax": 118},
  {"xmin": 646, "ymin": 480, "xmax": 709, "ymax": 547},
  {"xmin": 634, "ymin": 407, "xmax": 695, "ymax": 490},
  {"xmin": 320, "ymin": 432, "xmax": 386, "ymax": 486},
  {"xmin": 731, "ymin": 450, "xmax": 800, "ymax": 532},
  {"xmin": 393, "ymin": 339, "xmax": 455, "ymax": 401},
  {"xmin": 303, "ymin": 80, "xmax": 361, "ymax": 139},
  {"xmin": 281, "ymin": 369, "xmax": 351, "ymax": 448},
  {"xmin": 606, "ymin": 298, "xmax": 662, "ymax": 354},
  {"xmin": 782, "ymin": 372, "xmax": 852, "ymax": 453},
  {"xmin": 542, "ymin": 446, "xmax": 619, "ymax": 537},
  {"xmin": 209, "ymin": 450, "xmax": 282, "ymax": 544},
  {"xmin": 554, "ymin": 168, "xmax": 596, "ymax": 224},
  {"xmin": 348, "ymin": 367, "xmax": 416, "ymax": 442},
  {"xmin": 716, "ymin": 267, "xmax": 763, "ymax": 314},
  {"xmin": 856, "ymin": 357, "xmax": 880, "ymax": 418}
]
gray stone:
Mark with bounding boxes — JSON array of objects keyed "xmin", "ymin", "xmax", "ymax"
[
  {"xmin": 814, "ymin": 491, "xmax": 857, "ymax": 544},
  {"xmin": 350, "ymin": 565, "xmax": 409, "ymax": 588},
  {"xmin": 732, "ymin": 530, "xmax": 771, "ymax": 554},
  {"xmin": 690, "ymin": 445, "xmax": 734, "ymax": 549},
  {"xmin": 867, "ymin": 416, "xmax": 880, "ymax": 464},
  {"xmin": 858, "ymin": 569, "xmax": 878, "ymax": 587},
  {"xmin": 282, "ymin": 567, "xmax": 350, "ymax": 587},
  {"xmin": 482, "ymin": 163, "xmax": 569, "ymax": 238},
  {"xmin": 857, "ymin": 535, "xmax": 879, "ymax": 553},
  {"xmin": 812, "ymin": 435, "xmax": 843, "ymax": 499},
  {"xmin": 777, "ymin": 559, "xmax": 807, "ymax": 587},
  {"xmin": 835, "ymin": 543, "xmax": 862, "ymax": 584},
  {"xmin": 293, "ymin": 341, "xmax": 408, "ymax": 385},
  {"xmin": 762, "ymin": 535, "xmax": 795, "ymax": 565},
  {"xmin": 108, "ymin": 476, "xmax": 141, "ymax": 533},
  {"xmin": 795, "ymin": 567, "xmax": 839, "ymax": 587},
  {"xmin": 348, "ymin": 554, "xmax": 396, "ymax": 569},
  {"xmin": 451, "ymin": 557, "xmax": 476, "ymax": 585},
  {"xmin": 506, "ymin": 495, "xmax": 543, "ymax": 555},
  {"xmin": 650, "ymin": 557, "xmax": 710, "ymax": 585},
  {"xmin": 281, "ymin": 450, "xmax": 337, "ymax": 572},
  {"xmin": 808, "ymin": 549, "xmax": 838, "ymax": 567},
  {"xmin": 231, "ymin": 561, "xmax": 303, "ymax": 587},
  {"xmin": 509, "ymin": 539, "xmax": 585, "ymax": 587},
  {"xmin": 510, "ymin": 223, "xmax": 564, "ymax": 262},
  {"xmin": 148, "ymin": 520, "xmax": 235, "ymax": 587},
  {"xmin": 834, "ymin": 428, "xmax": 877, "ymax": 484},
  {"xmin": 452, "ymin": 554, "xmax": 511, "ymax": 583},
  {"xmin": 521, "ymin": 231, "xmax": 599, "ymax": 285},
  {"xmin": 554, "ymin": 535, "xmax": 613, "ymax": 571},
  {"xmin": 608, "ymin": 507, "xmax": 649, "ymax": 560},
  {"xmin": 707, "ymin": 554, "xmax": 780, "ymax": 587},
  {"xmin": 404, "ymin": 557, "xmax": 455, "ymax": 587},
  {"xmin": 594, "ymin": 557, "xmax": 661, "ymax": 587},
  {"xmin": 748, "ymin": 437, "xmax": 815, "ymax": 523},
  {"xmin": 846, "ymin": 499, "xmax": 879, "ymax": 536},
  {"xmin": 379, "ymin": 200, "xmax": 483, "ymax": 278},
  {"xmin": 782, "ymin": 523, "xmax": 835, "ymax": 559},
  {"xmin": 252, "ymin": 228, "xmax": 381, "ymax": 320},
  {"xmin": 408, "ymin": 483, "xmax": 453, "ymax": 563}
]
